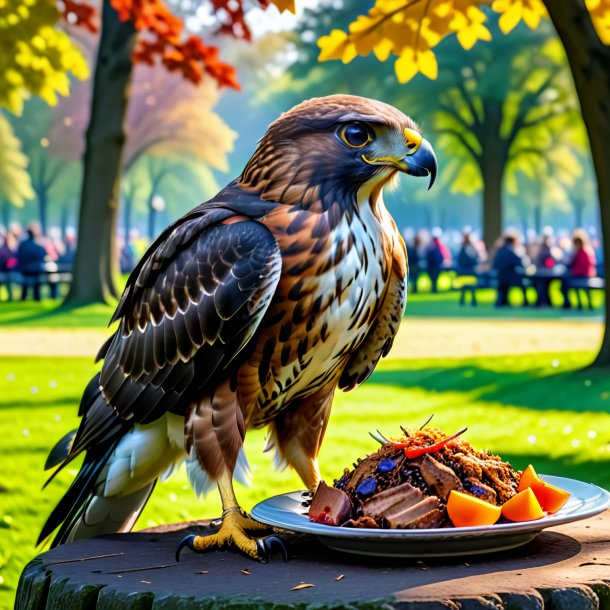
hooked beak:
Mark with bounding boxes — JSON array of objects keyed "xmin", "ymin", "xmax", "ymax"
[{"xmin": 404, "ymin": 138, "xmax": 437, "ymax": 190}]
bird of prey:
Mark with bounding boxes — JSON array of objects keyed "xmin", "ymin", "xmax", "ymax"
[{"xmin": 40, "ymin": 94, "xmax": 437, "ymax": 562}]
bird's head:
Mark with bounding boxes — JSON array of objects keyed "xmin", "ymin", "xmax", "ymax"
[{"xmin": 240, "ymin": 94, "xmax": 437, "ymax": 210}]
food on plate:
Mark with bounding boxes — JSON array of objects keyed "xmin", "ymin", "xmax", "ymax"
[
  {"xmin": 446, "ymin": 490, "xmax": 501, "ymax": 527},
  {"xmin": 518, "ymin": 464, "xmax": 570, "ymax": 513},
  {"xmin": 501, "ymin": 487, "xmax": 546, "ymax": 522},
  {"xmin": 308, "ymin": 423, "xmax": 570, "ymax": 529}
]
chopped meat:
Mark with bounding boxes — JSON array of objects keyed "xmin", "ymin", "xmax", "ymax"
[
  {"xmin": 362, "ymin": 482, "xmax": 424, "ymax": 518},
  {"xmin": 309, "ymin": 481, "xmax": 352, "ymax": 525},
  {"xmin": 420, "ymin": 454, "xmax": 460, "ymax": 500},
  {"xmin": 384, "ymin": 496, "xmax": 443, "ymax": 528},
  {"xmin": 401, "ymin": 508, "xmax": 445, "ymax": 529},
  {"xmin": 342, "ymin": 516, "xmax": 380, "ymax": 528}
]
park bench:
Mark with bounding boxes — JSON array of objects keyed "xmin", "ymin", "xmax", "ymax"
[
  {"xmin": 456, "ymin": 271, "xmax": 533, "ymax": 307},
  {"xmin": 566, "ymin": 276, "xmax": 605, "ymax": 310},
  {"xmin": 0, "ymin": 268, "xmax": 73, "ymax": 301}
]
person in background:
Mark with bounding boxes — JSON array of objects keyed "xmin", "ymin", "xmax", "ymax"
[
  {"xmin": 58, "ymin": 228, "xmax": 77, "ymax": 267},
  {"xmin": 492, "ymin": 230, "xmax": 530, "ymax": 307},
  {"xmin": 406, "ymin": 232, "xmax": 423, "ymax": 294},
  {"xmin": 533, "ymin": 227, "xmax": 563, "ymax": 307},
  {"xmin": 561, "ymin": 229, "xmax": 597, "ymax": 309},
  {"xmin": 16, "ymin": 221, "xmax": 48, "ymax": 301},
  {"xmin": 0, "ymin": 230, "xmax": 18, "ymax": 301},
  {"xmin": 425, "ymin": 227, "xmax": 451, "ymax": 293},
  {"xmin": 456, "ymin": 229, "xmax": 480, "ymax": 276},
  {"xmin": 0, "ymin": 231, "xmax": 17, "ymax": 271}
]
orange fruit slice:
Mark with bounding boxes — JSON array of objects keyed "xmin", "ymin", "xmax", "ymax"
[
  {"xmin": 502, "ymin": 488, "xmax": 545, "ymax": 522},
  {"xmin": 518, "ymin": 464, "xmax": 570, "ymax": 514},
  {"xmin": 447, "ymin": 490, "xmax": 502, "ymax": 527}
]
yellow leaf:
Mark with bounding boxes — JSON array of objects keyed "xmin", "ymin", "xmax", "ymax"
[
  {"xmin": 395, "ymin": 48, "xmax": 418, "ymax": 83},
  {"xmin": 269, "ymin": 0, "xmax": 295, "ymax": 13},
  {"xmin": 496, "ymin": 1, "xmax": 523, "ymax": 34},
  {"xmin": 373, "ymin": 37, "xmax": 394, "ymax": 61},
  {"xmin": 342, "ymin": 42, "xmax": 358, "ymax": 64},
  {"xmin": 318, "ymin": 29, "xmax": 350, "ymax": 62},
  {"xmin": 417, "ymin": 49, "xmax": 438, "ymax": 79}
]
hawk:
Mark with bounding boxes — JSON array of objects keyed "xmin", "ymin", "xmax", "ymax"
[{"xmin": 40, "ymin": 95, "xmax": 437, "ymax": 562}]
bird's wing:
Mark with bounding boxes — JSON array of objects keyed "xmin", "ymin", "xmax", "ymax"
[
  {"xmin": 99, "ymin": 207, "xmax": 282, "ymax": 424},
  {"xmin": 338, "ymin": 238, "xmax": 407, "ymax": 391}
]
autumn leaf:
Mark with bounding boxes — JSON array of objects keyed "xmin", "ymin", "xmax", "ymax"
[{"xmin": 269, "ymin": 0, "xmax": 296, "ymax": 13}]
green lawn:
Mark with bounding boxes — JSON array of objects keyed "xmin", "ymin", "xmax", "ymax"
[{"xmin": 1, "ymin": 346, "xmax": 609, "ymax": 607}]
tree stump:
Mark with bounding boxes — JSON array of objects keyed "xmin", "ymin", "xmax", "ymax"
[{"xmin": 17, "ymin": 510, "xmax": 610, "ymax": 609}]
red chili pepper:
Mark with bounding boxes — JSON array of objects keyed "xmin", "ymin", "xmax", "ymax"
[{"xmin": 396, "ymin": 427, "xmax": 468, "ymax": 459}]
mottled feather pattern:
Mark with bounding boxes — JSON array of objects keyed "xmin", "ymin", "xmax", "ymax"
[
  {"xmin": 99, "ymin": 215, "xmax": 282, "ymax": 425},
  {"xmin": 41, "ymin": 95, "xmax": 423, "ymax": 546}
]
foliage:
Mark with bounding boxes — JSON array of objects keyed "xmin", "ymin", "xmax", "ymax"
[
  {"xmin": 124, "ymin": 63, "xmax": 237, "ymax": 172},
  {"xmin": 104, "ymin": 0, "xmax": 294, "ymax": 90},
  {"xmin": 0, "ymin": 114, "xmax": 34, "ymax": 208},
  {"xmin": 122, "ymin": 153, "xmax": 220, "ymax": 228},
  {"xmin": 9, "ymin": 97, "xmax": 84, "ymax": 231},
  {"xmin": 317, "ymin": 0, "xmax": 610, "ymax": 85},
  {"xmin": 432, "ymin": 24, "xmax": 586, "ymax": 201},
  {"xmin": 0, "ymin": 0, "xmax": 89, "ymax": 115}
]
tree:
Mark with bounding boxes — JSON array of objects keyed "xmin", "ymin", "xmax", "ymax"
[
  {"xmin": 122, "ymin": 154, "xmax": 220, "ymax": 238},
  {"xmin": 63, "ymin": 0, "xmax": 290, "ymax": 305},
  {"xmin": 10, "ymin": 98, "xmax": 84, "ymax": 234},
  {"xmin": 433, "ymin": 24, "xmax": 584, "ymax": 246},
  {"xmin": 0, "ymin": 113, "xmax": 34, "ymax": 226},
  {"xmin": 317, "ymin": 0, "xmax": 610, "ymax": 368}
]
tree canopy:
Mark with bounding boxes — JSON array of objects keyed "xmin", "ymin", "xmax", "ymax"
[
  {"xmin": 317, "ymin": 0, "xmax": 610, "ymax": 86},
  {"xmin": 0, "ymin": 0, "xmax": 89, "ymax": 115}
]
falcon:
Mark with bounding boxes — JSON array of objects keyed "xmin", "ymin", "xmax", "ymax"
[{"xmin": 40, "ymin": 95, "xmax": 437, "ymax": 562}]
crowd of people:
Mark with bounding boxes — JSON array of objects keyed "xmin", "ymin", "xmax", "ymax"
[
  {"xmin": 0, "ymin": 222, "xmax": 76, "ymax": 300},
  {"xmin": 405, "ymin": 226, "xmax": 602, "ymax": 309},
  {"xmin": 0, "ymin": 220, "xmax": 604, "ymax": 309}
]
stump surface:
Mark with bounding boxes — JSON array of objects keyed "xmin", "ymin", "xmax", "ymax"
[{"xmin": 17, "ymin": 510, "xmax": 610, "ymax": 609}]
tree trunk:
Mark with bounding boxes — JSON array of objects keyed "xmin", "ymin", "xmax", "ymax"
[
  {"xmin": 1, "ymin": 201, "xmax": 10, "ymax": 229},
  {"xmin": 573, "ymin": 198, "xmax": 585, "ymax": 228},
  {"xmin": 545, "ymin": 0, "xmax": 610, "ymax": 367},
  {"xmin": 60, "ymin": 205, "xmax": 69, "ymax": 239},
  {"xmin": 479, "ymin": 99, "xmax": 507, "ymax": 249},
  {"xmin": 37, "ymin": 189, "xmax": 48, "ymax": 236},
  {"xmin": 63, "ymin": 0, "xmax": 136, "ymax": 306},
  {"xmin": 534, "ymin": 204, "xmax": 542, "ymax": 235}
]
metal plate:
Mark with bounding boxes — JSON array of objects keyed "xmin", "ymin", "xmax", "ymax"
[{"xmin": 251, "ymin": 475, "xmax": 610, "ymax": 557}]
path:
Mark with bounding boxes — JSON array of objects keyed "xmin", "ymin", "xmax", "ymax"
[{"xmin": 0, "ymin": 319, "xmax": 602, "ymax": 358}]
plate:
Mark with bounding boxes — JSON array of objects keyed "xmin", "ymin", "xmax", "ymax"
[{"xmin": 251, "ymin": 475, "xmax": 610, "ymax": 557}]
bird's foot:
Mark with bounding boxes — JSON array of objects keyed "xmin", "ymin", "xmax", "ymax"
[{"xmin": 175, "ymin": 507, "xmax": 288, "ymax": 563}]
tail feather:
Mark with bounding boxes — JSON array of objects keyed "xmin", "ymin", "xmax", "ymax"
[
  {"xmin": 40, "ymin": 377, "xmax": 184, "ymax": 548},
  {"xmin": 41, "ymin": 438, "xmax": 122, "ymax": 547},
  {"xmin": 39, "ymin": 375, "xmax": 132, "ymax": 547},
  {"xmin": 44, "ymin": 429, "xmax": 76, "ymax": 471},
  {"xmin": 64, "ymin": 482, "xmax": 156, "ymax": 543}
]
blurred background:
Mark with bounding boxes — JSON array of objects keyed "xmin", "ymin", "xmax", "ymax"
[{"xmin": 1, "ymin": 0, "xmax": 609, "ymax": 606}]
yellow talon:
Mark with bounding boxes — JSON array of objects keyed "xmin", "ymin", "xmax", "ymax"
[{"xmin": 176, "ymin": 472, "xmax": 288, "ymax": 562}]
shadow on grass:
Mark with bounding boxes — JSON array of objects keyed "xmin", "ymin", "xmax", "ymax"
[
  {"xmin": 369, "ymin": 362, "xmax": 610, "ymax": 414},
  {"xmin": 0, "ymin": 302, "xmax": 115, "ymax": 328}
]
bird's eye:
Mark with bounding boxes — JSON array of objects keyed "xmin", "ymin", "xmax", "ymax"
[{"xmin": 339, "ymin": 123, "xmax": 371, "ymax": 148}]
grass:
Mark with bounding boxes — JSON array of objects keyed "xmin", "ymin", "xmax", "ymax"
[{"xmin": 1, "ymin": 346, "xmax": 610, "ymax": 608}]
